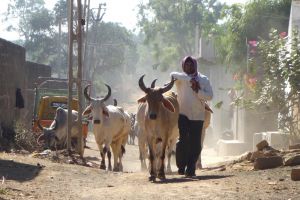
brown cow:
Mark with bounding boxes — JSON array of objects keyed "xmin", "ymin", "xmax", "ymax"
[{"xmin": 137, "ymin": 75, "xmax": 179, "ymax": 181}]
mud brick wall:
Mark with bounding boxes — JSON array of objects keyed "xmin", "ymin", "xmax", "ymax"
[{"xmin": 0, "ymin": 38, "xmax": 26, "ymax": 129}]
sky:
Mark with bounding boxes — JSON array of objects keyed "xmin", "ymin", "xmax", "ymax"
[{"xmin": 0, "ymin": 0, "xmax": 248, "ymax": 41}]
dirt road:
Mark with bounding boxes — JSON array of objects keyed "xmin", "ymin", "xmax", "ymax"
[{"xmin": 1, "ymin": 135, "xmax": 300, "ymax": 200}]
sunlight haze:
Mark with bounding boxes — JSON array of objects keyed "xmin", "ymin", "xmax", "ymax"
[{"xmin": 0, "ymin": 0, "xmax": 248, "ymax": 41}]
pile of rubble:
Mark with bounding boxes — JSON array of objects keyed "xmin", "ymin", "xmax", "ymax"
[{"xmin": 225, "ymin": 140, "xmax": 300, "ymax": 180}]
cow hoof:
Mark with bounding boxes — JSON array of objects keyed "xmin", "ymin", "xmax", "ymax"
[
  {"xmin": 118, "ymin": 165, "xmax": 123, "ymax": 172},
  {"xmin": 148, "ymin": 175, "xmax": 156, "ymax": 182},
  {"xmin": 113, "ymin": 167, "xmax": 119, "ymax": 172},
  {"xmin": 196, "ymin": 163, "xmax": 202, "ymax": 169},
  {"xmin": 157, "ymin": 173, "xmax": 166, "ymax": 180},
  {"xmin": 166, "ymin": 168, "xmax": 172, "ymax": 174},
  {"xmin": 100, "ymin": 164, "xmax": 106, "ymax": 170},
  {"xmin": 108, "ymin": 166, "xmax": 112, "ymax": 171},
  {"xmin": 141, "ymin": 163, "xmax": 147, "ymax": 171}
]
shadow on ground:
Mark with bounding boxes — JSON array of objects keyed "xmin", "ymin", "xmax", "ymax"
[
  {"xmin": 0, "ymin": 159, "xmax": 43, "ymax": 182},
  {"xmin": 155, "ymin": 174, "xmax": 233, "ymax": 184}
]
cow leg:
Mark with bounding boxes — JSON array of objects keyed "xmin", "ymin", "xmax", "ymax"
[
  {"xmin": 118, "ymin": 145, "xmax": 125, "ymax": 172},
  {"xmin": 148, "ymin": 144, "xmax": 156, "ymax": 181},
  {"xmin": 196, "ymin": 129, "xmax": 206, "ymax": 169},
  {"xmin": 111, "ymin": 142, "xmax": 119, "ymax": 172},
  {"xmin": 139, "ymin": 142, "xmax": 147, "ymax": 171},
  {"xmin": 106, "ymin": 145, "xmax": 112, "ymax": 171},
  {"xmin": 166, "ymin": 146, "xmax": 172, "ymax": 174},
  {"xmin": 118, "ymin": 135, "xmax": 128, "ymax": 172},
  {"xmin": 138, "ymin": 130, "xmax": 148, "ymax": 171},
  {"xmin": 100, "ymin": 145, "xmax": 106, "ymax": 170},
  {"xmin": 158, "ymin": 139, "xmax": 167, "ymax": 180},
  {"xmin": 132, "ymin": 135, "xmax": 135, "ymax": 145},
  {"xmin": 166, "ymin": 138, "xmax": 176, "ymax": 173}
]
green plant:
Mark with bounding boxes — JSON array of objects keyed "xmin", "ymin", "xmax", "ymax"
[{"xmin": 255, "ymin": 29, "xmax": 300, "ymax": 140}]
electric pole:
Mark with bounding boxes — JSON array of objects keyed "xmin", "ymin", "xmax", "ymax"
[{"xmin": 67, "ymin": 0, "xmax": 84, "ymax": 157}]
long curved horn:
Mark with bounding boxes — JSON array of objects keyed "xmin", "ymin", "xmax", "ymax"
[
  {"xmin": 84, "ymin": 84, "xmax": 95, "ymax": 101},
  {"xmin": 37, "ymin": 120, "xmax": 45, "ymax": 131},
  {"xmin": 138, "ymin": 74, "xmax": 149, "ymax": 93},
  {"xmin": 160, "ymin": 77, "xmax": 175, "ymax": 94},
  {"xmin": 101, "ymin": 84, "xmax": 111, "ymax": 102},
  {"xmin": 150, "ymin": 79, "xmax": 157, "ymax": 88}
]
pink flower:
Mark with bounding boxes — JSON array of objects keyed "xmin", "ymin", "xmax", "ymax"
[
  {"xmin": 279, "ymin": 32, "xmax": 287, "ymax": 38},
  {"xmin": 248, "ymin": 40, "xmax": 258, "ymax": 47}
]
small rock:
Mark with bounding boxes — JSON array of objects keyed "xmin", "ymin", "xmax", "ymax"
[
  {"xmin": 291, "ymin": 168, "xmax": 300, "ymax": 181},
  {"xmin": 250, "ymin": 151, "xmax": 265, "ymax": 162},
  {"xmin": 256, "ymin": 140, "xmax": 269, "ymax": 151},
  {"xmin": 67, "ymin": 159, "xmax": 75, "ymax": 164}
]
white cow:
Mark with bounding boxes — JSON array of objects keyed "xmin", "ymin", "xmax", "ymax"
[
  {"xmin": 37, "ymin": 107, "xmax": 83, "ymax": 152},
  {"xmin": 137, "ymin": 75, "xmax": 179, "ymax": 181},
  {"xmin": 83, "ymin": 84, "xmax": 131, "ymax": 172}
]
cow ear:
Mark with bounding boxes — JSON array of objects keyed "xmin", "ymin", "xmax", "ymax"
[
  {"xmin": 103, "ymin": 107, "xmax": 109, "ymax": 118},
  {"xmin": 162, "ymin": 98, "xmax": 175, "ymax": 112},
  {"xmin": 83, "ymin": 105, "xmax": 92, "ymax": 116},
  {"xmin": 137, "ymin": 96, "xmax": 146, "ymax": 103}
]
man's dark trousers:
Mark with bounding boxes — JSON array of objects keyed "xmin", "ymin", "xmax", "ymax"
[{"xmin": 176, "ymin": 114, "xmax": 204, "ymax": 175}]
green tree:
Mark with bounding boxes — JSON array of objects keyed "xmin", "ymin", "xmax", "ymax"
[
  {"xmin": 5, "ymin": 0, "xmax": 56, "ymax": 61},
  {"xmin": 85, "ymin": 22, "xmax": 138, "ymax": 85},
  {"xmin": 137, "ymin": 0, "xmax": 224, "ymax": 70},
  {"xmin": 215, "ymin": 0, "xmax": 291, "ymax": 70}
]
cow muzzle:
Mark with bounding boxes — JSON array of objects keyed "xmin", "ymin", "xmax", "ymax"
[
  {"xmin": 149, "ymin": 113, "xmax": 157, "ymax": 120},
  {"xmin": 93, "ymin": 119, "xmax": 101, "ymax": 124}
]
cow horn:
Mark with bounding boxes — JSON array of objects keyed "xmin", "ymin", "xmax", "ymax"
[
  {"xmin": 138, "ymin": 75, "xmax": 149, "ymax": 93},
  {"xmin": 101, "ymin": 84, "xmax": 111, "ymax": 102},
  {"xmin": 150, "ymin": 79, "xmax": 157, "ymax": 88},
  {"xmin": 37, "ymin": 133, "xmax": 45, "ymax": 145},
  {"xmin": 50, "ymin": 119, "xmax": 58, "ymax": 130},
  {"xmin": 160, "ymin": 77, "xmax": 175, "ymax": 93},
  {"xmin": 37, "ymin": 120, "xmax": 45, "ymax": 131},
  {"xmin": 84, "ymin": 84, "xmax": 97, "ymax": 101}
]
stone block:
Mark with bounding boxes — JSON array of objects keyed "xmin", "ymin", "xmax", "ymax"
[
  {"xmin": 217, "ymin": 140, "xmax": 249, "ymax": 156},
  {"xmin": 289, "ymin": 143, "xmax": 300, "ymax": 150},
  {"xmin": 284, "ymin": 155, "xmax": 300, "ymax": 166},
  {"xmin": 254, "ymin": 156, "xmax": 283, "ymax": 170},
  {"xmin": 264, "ymin": 131, "xmax": 289, "ymax": 150}
]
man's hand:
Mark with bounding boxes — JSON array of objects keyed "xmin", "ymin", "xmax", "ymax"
[{"xmin": 190, "ymin": 78, "xmax": 201, "ymax": 93}]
